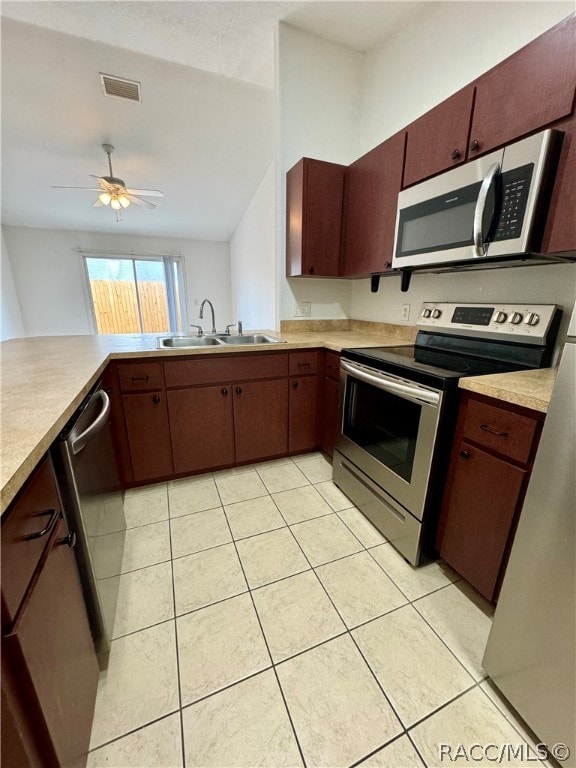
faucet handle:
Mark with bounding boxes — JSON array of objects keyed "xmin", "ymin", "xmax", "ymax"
[
  {"xmin": 238, "ymin": 320, "xmax": 243, "ymax": 335},
  {"xmin": 190, "ymin": 324, "xmax": 204, "ymax": 337},
  {"xmin": 224, "ymin": 323, "xmax": 237, "ymax": 336}
]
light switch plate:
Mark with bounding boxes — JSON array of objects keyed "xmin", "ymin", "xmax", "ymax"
[{"xmin": 294, "ymin": 302, "xmax": 311, "ymax": 317}]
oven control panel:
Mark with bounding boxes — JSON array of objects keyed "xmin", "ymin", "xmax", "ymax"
[{"xmin": 418, "ymin": 302, "xmax": 560, "ymax": 344}]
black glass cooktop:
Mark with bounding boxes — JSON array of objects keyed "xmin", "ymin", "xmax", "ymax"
[{"xmin": 342, "ymin": 345, "xmax": 527, "ymax": 390}]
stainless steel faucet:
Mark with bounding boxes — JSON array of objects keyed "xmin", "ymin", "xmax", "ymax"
[{"xmin": 199, "ymin": 299, "xmax": 216, "ymax": 335}]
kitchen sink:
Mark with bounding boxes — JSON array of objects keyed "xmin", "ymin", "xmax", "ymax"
[
  {"xmin": 157, "ymin": 336, "xmax": 225, "ymax": 348},
  {"xmin": 218, "ymin": 334, "xmax": 286, "ymax": 345},
  {"xmin": 156, "ymin": 333, "xmax": 285, "ymax": 349}
]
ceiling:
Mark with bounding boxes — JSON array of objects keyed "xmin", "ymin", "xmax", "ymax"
[{"xmin": 1, "ymin": 1, "xmax": 426, "ymax": 240}]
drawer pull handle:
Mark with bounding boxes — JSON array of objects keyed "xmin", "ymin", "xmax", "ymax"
[
  {"xmin": 459, "ymin": 450, "xmax": 470, "ymax": 460},
  {"xmin": 480, "ymin": 424, "xmax": 508, "ymax": 437},
  {"xmin": 132, "ymin": 374, "xmax": 150, "ymax": 382},
  {"xmin": 298, "ymin": 362, "xmax": 311, "ymax": 367},
  {"xmin": 25, "ymin": 509, "xmax": 59, "ymax": 540}
]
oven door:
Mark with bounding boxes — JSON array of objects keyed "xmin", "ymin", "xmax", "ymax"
[{"xmin": 336, "ymin": 360, "xmax": 443, "ymax": 520}]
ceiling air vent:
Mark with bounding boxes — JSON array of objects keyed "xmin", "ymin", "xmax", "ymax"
[{"xmin": 100, "ymin": 74, "xmax": 141, "ymax": 102}]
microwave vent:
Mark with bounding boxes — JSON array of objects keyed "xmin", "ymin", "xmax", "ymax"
[{"xmin": 100, "ymin": 74, "xmax": 141, "ymax": 102}]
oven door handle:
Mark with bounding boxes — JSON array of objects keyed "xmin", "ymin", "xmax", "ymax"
[{"xmin": 341, "ymin": 361, "xmax": 440, "ymax": 406}]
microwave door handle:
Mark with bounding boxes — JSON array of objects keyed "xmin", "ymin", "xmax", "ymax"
[{"xmin": 473, "ymin": 162, "xmax": 500, "ymax": 257}]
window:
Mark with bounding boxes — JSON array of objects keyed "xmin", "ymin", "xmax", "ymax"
[{"xmin": 84, "ymin": 255, "xmax": 186, "ymax": 335}]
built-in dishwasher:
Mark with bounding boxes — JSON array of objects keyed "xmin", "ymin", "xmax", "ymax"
[{"xmin": 51, "ymin": 382, "xmax": 126, "ymax": 668}]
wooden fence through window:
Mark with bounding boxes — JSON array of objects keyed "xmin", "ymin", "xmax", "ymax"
[{"xmin": 89, "ymin": 279, "xmax": 170, "ymax": 334}]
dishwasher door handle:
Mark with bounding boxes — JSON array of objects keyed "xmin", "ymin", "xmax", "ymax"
[{"xmin": 71, "ymin": 390, "xmax": 111, "ymax": 454}]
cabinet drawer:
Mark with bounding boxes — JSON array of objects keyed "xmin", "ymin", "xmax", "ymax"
[
  {"xmin": 164, "ymin": 353, "xmax": 288, "ymax": 388},
  {"xmin": 118, "ymin": 362, "xmax": 164, "ymax": 392},
  {"xmin": 462, "ymin": 398, "xmax": 538, "ymax": 464},
  {"xmin": 324, "ymin": 351, "xmax": 341, "ymax": 382},
  {"xmin": 1, "ymin": 457, "xmax": 61, "ymax": 626},
  {"xmin": 289, "ymin": 350, "xmax": 319, "ymax": 376}
]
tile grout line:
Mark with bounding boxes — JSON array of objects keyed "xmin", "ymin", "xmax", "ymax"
[
  {"xmin": 215, "ymin": 479, "xmax": 309, "ymax": 768},
  {"xmin": 165, "ymin": 484, "xmax": 187, "ymax": 768}
]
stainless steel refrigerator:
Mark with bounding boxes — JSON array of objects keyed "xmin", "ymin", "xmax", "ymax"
[{"xmin": 483, "ymin": 306, "xmax": 576, "ymax": 766}]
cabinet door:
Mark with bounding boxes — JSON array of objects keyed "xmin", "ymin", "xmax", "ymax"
[
  {"xmin": 542, "ymin": 113, "xmax": 576, "ymax": 254},
  {"xmin": 168, "ymin": 386, "xmax": 234, "ymax": 474},
  {"xmin": 403, "ymin": 86, "xmax": 475, "ymax": 187},
  {"xmin": 469, "ymin": 15, "xmax": 576, "ymax": 157},
  {"xmin": 289, "ymin": 376, "xmax": 319, "ymax": 454},
  {"xmin": 4, "ymin": 518, "xmax": 99, "ymax": 768},
  {"xmin": 286, "ymin": 158, "xmax": 345, "ymax": 277},
  {"xmin": 234, "ymin": 379, "xmax": 288, "ymax": 463},
  {"xmin": 321, "ymin": 377, "xmax": 340, "ymax": 457},
  {"xmin": 437, "ymin": 441, "xmax": 526, "ymax": 602},
  {"xmin": 342, "ymin": 131, "xmax": 406, "ymax": 277},
  {"xmin": 122, "ymin": 392, "xmax": 173, "ymax": 482}
]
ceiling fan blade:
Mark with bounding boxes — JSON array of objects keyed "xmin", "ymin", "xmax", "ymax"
[
  {"xmin": 125, "ymin": 188, "xmax": 164, "ymax": 198},
  {"xmin": 92, "ymin": 199, "xmax": 105, "ymax": 207},
  {"xmin": 126, "ymin": 194, "xmax": 156, "ymax": 209},
  {"xmin": 90, "ymin": 175, "xmax": 115, "ymax": 191},
  {"xmin": 52, "ymin": 185, "xmax": 102, "ymax": 191}
]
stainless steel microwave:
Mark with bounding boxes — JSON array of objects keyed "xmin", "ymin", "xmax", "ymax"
[{"xmin": 392, "ymin": 129, "xmax": 562, "ymax": 270}]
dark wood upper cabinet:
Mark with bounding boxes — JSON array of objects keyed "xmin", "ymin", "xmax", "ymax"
[
  {"xmin": 542, "ymin": 112, "xmax": 576, "ymax": 254},
  {"xmin": 469, "ymin": 14, "xmax": 576, "ymax": 157},
  {"xmin": 286, "ymin": 158, "xmax": 346, "ymax": 277},
  {"xmin": 342, "ymin": 130, "xmax": 406, "ymax": 277},
  {"xmin": 403, "ymin": 86, "xmax": 475, "ymax": 187}
]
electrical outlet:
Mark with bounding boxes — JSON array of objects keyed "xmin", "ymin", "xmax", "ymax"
[
  {"xmin": 401, "ymin": 304, "xmax": 411, "ymax": 321},
  {"xmin": 294, "ymin": 302, "xmax": 311, "ymax": 317}
]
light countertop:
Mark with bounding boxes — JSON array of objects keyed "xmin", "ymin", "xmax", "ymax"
[
  {"xmin": 1, "ymin": 327, "xmax": 558, "ymax": 513},
  {"xmin": 458, "ymin": 367, "xmax": 558, "ymax": 413}
]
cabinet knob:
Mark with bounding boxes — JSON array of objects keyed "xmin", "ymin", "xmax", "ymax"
[
  {"xmin": 235, "ymin": 386, "xmax": 243, "ymax": 395},
  {"xmin": 152, "ymin": 394, "xmax": 161, "ymax": 404},
  {"xmin": 469, "ymin": 139, "xmax": 480, "ymax": 152},
  {"xmin": 451, "ymin": 149, "xmax": 461, "ymax": 160},
  {"xmin": 384, "ymin": 260, "xmax": 392, "ymax": 269},
  {"xmin": 221, "ymin": 388, "xmax": 229, "ymax": 396},
  {"xmin": 58, "ymin": 531, "xmax": 77, "ymax": 549},
  {"xmin": 308, "ymin": 266, "xmax": 314, "ymax": 274},
  {"xmin": 459, "ymin": 450, "xmax": 470, "ymax": 460},
  {"xmin": 292, "ymin": 380, "xmax": 299, "ymax": 389}
]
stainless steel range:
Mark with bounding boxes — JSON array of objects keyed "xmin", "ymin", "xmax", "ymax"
[{"xmin": 333, "ymin": 302, "xmax": 561, "ymax": 565}]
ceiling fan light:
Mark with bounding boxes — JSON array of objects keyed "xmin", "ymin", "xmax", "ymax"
[
  {"xmin": 99, "ymin": 192, "xmax": 112, "ymax": 205},
  {"xmin": 118, "ymin": 195, "xmax": 130, "ymax": 208},
  {"xmin": 110, "ymin": 197, "xmax": 121, "ymax": 210}
]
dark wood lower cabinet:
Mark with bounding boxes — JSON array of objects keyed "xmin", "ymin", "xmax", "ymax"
[
  {"xmin": 321, "ymin": 377, "xmax": 340, "ymax": 456},
  {"xmin": 289, "ymin": 375, "xmax": 319, "ymax": 454},
  {"xmin": 122, "ymin": 391, "xmax": 173, "ymax": 482},
  {"xmin": 437, "ymin": 392, "xmax": 543, "ymax": 603},
  {"xmin": 234, "ymin": 379, "xmax": 289, "ymax": 463},
  {"xmin": 1, "ymin": 455, "xmax": 99, "ymax": 768},
  {"xmin": 168, "ymin": 385, "xmax": 234, "ymax": 474}
]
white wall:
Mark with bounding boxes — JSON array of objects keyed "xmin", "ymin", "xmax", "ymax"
[
  {"xmin": 0, "ymin": 227, "xmax": 25, "ymax": 340},
  {"xmin": 276, "ymin": 23, "xmax": 362, "ymax": 320},
  {"xmin": 349, "ymin": 2, "xmax": 576, "ymax": 326},
  {"xmin": 359, "ymin": 1, "xmax": 574, "ymax": 152},
  {"xmin": 3, "ymin": 226, "xmax": 232, "ymax": 337},
  {"xmin": 230, "ymin": 163, "xmax": 277, "ymax": 330}
]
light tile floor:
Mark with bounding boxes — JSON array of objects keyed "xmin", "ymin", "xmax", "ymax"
[{"xmin": 87, "ymin": 452, "xmax": 550, "ymax": 768}]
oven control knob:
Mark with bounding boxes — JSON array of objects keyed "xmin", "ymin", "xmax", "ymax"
[
  {"xmin": 494, "ymin": 311, "xmax": 508, "ymax": 324},
  {"xmin": 431, "ymin": 309, "xmax": 442, "ymax": 319},
  {"xmin": 510, "ymin": 312, "xmax": 523, "ymax": 325},
  {"xmin": 525, "ymin": 312, "xmax": 540, "ymax": 326},
  {"xmin": 422, "ymin": 308, "xmax": 432, "ymax": 318}
]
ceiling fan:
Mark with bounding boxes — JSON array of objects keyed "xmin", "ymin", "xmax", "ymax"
[{"xmin": 52, "ymin": 144, "xmax": 164, "ymax": 220}]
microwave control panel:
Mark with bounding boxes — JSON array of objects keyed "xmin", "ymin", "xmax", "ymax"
[
  {"xmin": 492, "ymin": 164, "xmax": 534, "ymax": 241},
  {"xmin": 418, "ymin": 302, "xmax": 559, "ymax": 344}
]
